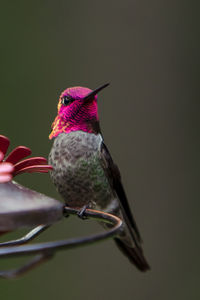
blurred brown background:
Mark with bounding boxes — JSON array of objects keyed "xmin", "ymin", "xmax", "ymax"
[{"xmin": 0, "ymin": 1, "xmax": 199, "ymax": 299}]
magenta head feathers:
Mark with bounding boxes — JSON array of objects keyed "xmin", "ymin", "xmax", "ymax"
[{"xmin": 49, "ymin": 84, "xmax": 109, "ymax": 139}]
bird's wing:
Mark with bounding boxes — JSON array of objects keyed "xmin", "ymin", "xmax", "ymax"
[{"xmin": 99, "ymin": 141, "xmax": 142, "ymax": 243}]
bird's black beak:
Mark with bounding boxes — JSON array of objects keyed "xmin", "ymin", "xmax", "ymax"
[{"xmin": 83, "ymin": 83, "xmax": 110, "ymax": 102}]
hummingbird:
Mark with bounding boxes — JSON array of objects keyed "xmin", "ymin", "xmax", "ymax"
[{"xmin": 49, "ymin": 84, "xmax": 150, "ymax": 271}]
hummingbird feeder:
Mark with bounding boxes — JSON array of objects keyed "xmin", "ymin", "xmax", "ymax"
[{"xmin": 0, "ymin": 135, "xmax": 122, "ymax": 279}]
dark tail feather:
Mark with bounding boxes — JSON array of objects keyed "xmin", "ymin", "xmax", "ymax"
[{"xmin": 114, "ymin": 238, "xmax": 150, "ymax": 272}]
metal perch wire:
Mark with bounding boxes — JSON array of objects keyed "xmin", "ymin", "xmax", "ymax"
[{"xmin": 0, "ymin": 206, "xmax": 122, "ymax": 279}]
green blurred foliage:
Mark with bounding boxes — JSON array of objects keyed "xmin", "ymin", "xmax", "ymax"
[{"xmin": 0, "ymin": 1, "xmax": 199, "ymax": 299}]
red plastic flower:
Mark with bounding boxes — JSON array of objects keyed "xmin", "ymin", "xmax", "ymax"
[{"xmin": 0, "ymin": 135, "xmax": 52, "ymax": 183}]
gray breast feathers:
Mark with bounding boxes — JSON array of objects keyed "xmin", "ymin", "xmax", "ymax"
[{"xmin": 48, "ymin": 131, "xmax": 114, "ymax": 207}]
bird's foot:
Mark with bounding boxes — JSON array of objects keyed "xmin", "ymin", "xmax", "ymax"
[{"xmin": 77, "ymin": 205, "xmax": 90, "ymax": 220}]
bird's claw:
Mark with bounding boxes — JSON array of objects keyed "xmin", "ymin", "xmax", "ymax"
[{"xmin": 77, "ymin": 205, "xmax": 89, "ymax": 220}]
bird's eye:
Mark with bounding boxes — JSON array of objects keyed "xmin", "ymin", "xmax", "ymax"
[{"xmin": 61, "ymin": 96, "xmax": 73, "ymax": 106}]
